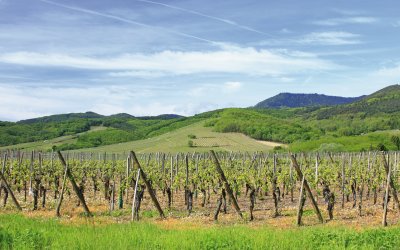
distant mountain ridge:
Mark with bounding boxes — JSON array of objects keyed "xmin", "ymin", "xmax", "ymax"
[
  {"xmin": 18, "ymin": 111, "xmax": 184, "ymax": 124},
  {"xmin": 255, "ymin": 93, "xmax": 365, "ymax": 109}
]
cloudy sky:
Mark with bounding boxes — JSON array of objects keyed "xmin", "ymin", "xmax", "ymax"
[{"xmin": 0, "ymin": 0, "xmax": 399, "ymax": 121}]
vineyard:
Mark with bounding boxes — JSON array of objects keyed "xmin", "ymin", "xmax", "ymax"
[{"xmin": 1, "ymin": 149, "xmax": 399, "ymax": 228}]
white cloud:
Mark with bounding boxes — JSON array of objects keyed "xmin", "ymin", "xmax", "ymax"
[
  {"xmin": 108, "ymin": 71, "xmax": 168, "ymax": 79},
  {"xmin": 300, "ymin": 32, "xmax": 361, "ymax": 45},
  {"xmin": 278, "ymin": 77, "xmax": 295, "ymax": 83},
  {"xmin": 0, "ymin": 84, "xmax": 154, "ymax": 121},
  {"xmin": 253, "ymin": 32, "xmax": 361, "ymax": 47},
  {"xmin": 0, "ymin": 83, "xmax": 232, "ymax": 121},
  {"xmin": 0, "ymin": 45, "xmax": 336, "ymax": 77},
  {"xmin": 223, "ymin": 81, "xmax": 242, "ymax": 92},
  {"xmin": 314, "ymin": 16, "xmax": 378, "ymax": 26},
  {"xmin": 188, "ymin": 86, "xmax": 208, "ymax": 97},
  {"xmin": 374, "ymin": 64, "xmax": 400, "ymax": 79},
  {"xmin": 188, "ymin": 82, "xmax": 242, "ymax": 97}
]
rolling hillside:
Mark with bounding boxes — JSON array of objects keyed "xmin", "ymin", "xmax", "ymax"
[
  {"xmin": 1, "ymin": 84, "xmax": 400, "ymax": 153},
  {"xmin": 2, "ymin": 121, "xmax": 283, "ymax": 153}
]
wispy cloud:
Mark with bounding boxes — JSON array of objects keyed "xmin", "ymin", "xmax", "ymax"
[
  {"xmin": 0, "ymin": 45, "xmax": 336, "ymax": 76},
  {"xmin": 38, "ymin": 0, "xmax": 216, "ymax": 44},
  {"xmin": 393, "ymin": 21, "xmax": 400, "ymax": 27},
  {"xmin": 253, "ymin": 31, "xmax": 361, "ymax": 46},
  {"xmin": 300, "ymin": 32, "xmax": 361, "ymax": 45},
  {"xmin": 108, "ymin": 70, "xmax": 168, "ymax": 79},
  {"xmin": 136, "ymin": 0, "xmax": 270, "ymax": 36},
  {"xmin": 314, "ymin": 16, "xmax": 378, "ymax": 26}
]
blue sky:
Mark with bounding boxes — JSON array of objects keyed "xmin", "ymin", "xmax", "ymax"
[{"xmin": 0, "ymin": 0, "xmax": 399, "ymax": 121}]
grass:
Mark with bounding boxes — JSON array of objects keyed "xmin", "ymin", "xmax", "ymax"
[
  {"xmin": 74, "ymin": 121, "xmax": 279, "ymax": 153},
  {"xmin": 1, "ymin": 214, "xmax": 400, "ymax": 249}
]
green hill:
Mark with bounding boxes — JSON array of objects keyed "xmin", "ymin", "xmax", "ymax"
[
  {"xmin": 1, "ymin": 84, "xmax": 400, "ymax": 153},
  {"xmin": 315, "ymin": 84, "xmax": 400, "ymax": 119},
  {"xmin": 75, "ymin": 121, "xmax": 283, "ymax": 153}
]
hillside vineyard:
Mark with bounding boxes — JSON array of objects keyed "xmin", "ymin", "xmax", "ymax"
[{"xmin": 0, "ymin": 150, "xmax": 399, "ymax": 226}]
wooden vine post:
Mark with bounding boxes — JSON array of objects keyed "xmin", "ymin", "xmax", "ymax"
[
  {"xmin": 296, "ymin": 175, "xmax": 306, "ymax": 226},
  {"xmin": 131, "ymin": 168, "xmax": 141, "ymax": 221},
  {"xmin": 290, "ymin": 154, "xmax": 324, "ymax": 223},
  {"xmin": 57, "ymin": 151, "xmax": 92, "ymax": 217},
  {"xmin": 382, "ymin": 157, "xmax": 391, "ymax": 227},
  {"xmin": 56, "ymin": 164, "xmax": 68, "ymax": 217},
  {"xmin": 210, "ymin": 150, "xmax": 243, "ymax": 219},
  {"xmin": 130, "ymin": 151, "xmax": 165, "ymax": 219},
  {"xmin": 382, "ymin": 152, "xmax": 400, "ymax": 211},
  {"xmin": 0, "ymin": 154, "xmax": 22, "ymax": 211},
  {"xmin": 341, "ymin": 155, "xmax": 345, "ymax": 209}
]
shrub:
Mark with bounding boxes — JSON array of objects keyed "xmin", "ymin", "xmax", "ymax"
[{"xmin": 187, "ymin": 134, "xmax": 197, "ymax": 139}]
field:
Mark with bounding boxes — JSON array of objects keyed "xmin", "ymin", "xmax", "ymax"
[
  {"xmin": 1, "ymin": 149, "xmax": 400, "ymax": 249},
  {"xmin": 74, "ymin": 122, "xmax": 282, "ymax": 153}
]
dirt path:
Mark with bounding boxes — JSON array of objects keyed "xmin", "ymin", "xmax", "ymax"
[{"xmin": 255, "ymin": 140, "xmax": 286, "ymax": 148}]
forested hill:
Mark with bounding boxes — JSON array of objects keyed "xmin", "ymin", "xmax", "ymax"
[
  {"xmin": 315, "ymin": 84, "xmax": 400, "ymax": 119},
  {"xmin": 18, "ymin": 112, "xmax": 184, "ymax": 124},
  {"xmin": 0, "ymin": 112, "xmax": 189, "ymax": 148},
  {"xmin": 1, "ymin": 84, "xmax": 400, "ymax": 152},
  {"xmin": 254, "ymin": 93, "xmax": 364, "ymax": 108}
]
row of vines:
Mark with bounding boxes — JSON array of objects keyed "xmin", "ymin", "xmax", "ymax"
[{"xmin": 0, "ymin": 150, "xmax": 398, "ymax": 225}]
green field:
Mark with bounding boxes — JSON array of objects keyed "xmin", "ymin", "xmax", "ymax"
[
  {"xmin": 76, "ymin": 122, "xmax": 282, "ymax": 153},
  {"xmin": 1, "ymin": 214, "xmax": 399, "ymax": 250}
]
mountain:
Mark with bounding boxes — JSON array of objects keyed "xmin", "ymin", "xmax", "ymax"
[
  {"xmin": 138, "ymin": 114, "xmax": 185, "ymax": 120},
  {"xmin": 254, "ymin": 93, "xmax": 364, "ymax": 109},
  {"xmin": 107, "ymin": 113, "xmax": 136, "ymax": 119},
  {"xmin": 18, "ymin": 111, "xmax": 104, "ymax": 124},
  {"xmin": 18, "ymin": 112, "xmax": 184, "ymax": 124},
  {"xmin": 315, "ymin": 84, "xmax": 400, "ymax": 119}
]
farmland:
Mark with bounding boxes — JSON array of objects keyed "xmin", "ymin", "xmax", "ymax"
[{"xmin": 1, "ymin": 149, "xmax": 400, "ymax": 249}]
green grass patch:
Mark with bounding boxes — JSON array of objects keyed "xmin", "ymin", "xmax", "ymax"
[{"xmin": 1, "ymin": 214, "xmax": 400, "ymax": 249}]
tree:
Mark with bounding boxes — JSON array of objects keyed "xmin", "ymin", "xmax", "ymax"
[
  {"xmin": 391, "ymin": 135, "xmax": 400, "ymax": 150},
  {"xmin": 377, "ymin": 143, "xmax": 388, "ymax": 152}
]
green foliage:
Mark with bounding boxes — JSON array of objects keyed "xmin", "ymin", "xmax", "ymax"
[
  {"xmin": 208, "ymin": 108, "xmax": 320, "ymax": 144},
  {"xmin": 377, "ymin": 143, "xmax": 388, "ymax": 152},
  {"xmin": 391, "ymin": 135, "xmax": 400, "ymax": 150},
  {"xmin": 316, "ymin": 143, "xmax": 345, "ymax": 153},
  {"xmin": 188, "ymin": 140, "xmax": 194, "ymax": 147},
  {"xmin": 291, "ymin": 131, "xmax": 400, "ymax": 152},
  {"xmin": 0, "ymin": 119, "xmax": 99, "ymax": 146},
  {"xmin": 187, "ymin": 134, "xmax": 197, "ymax": 139}
]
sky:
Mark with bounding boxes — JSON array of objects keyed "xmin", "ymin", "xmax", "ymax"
[{"xmin": 0, "ymin": 0, "xmax": 400, "ymax": 121}]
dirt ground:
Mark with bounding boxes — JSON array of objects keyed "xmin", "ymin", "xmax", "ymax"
[{"xmin": 1, "ymin": 185, "xmax": 398, "ymax": 230}]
